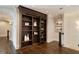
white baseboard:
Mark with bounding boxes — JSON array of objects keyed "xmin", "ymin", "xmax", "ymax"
[
  {"xmin": 63, "ymin": 44, "xmax": 79, "ymax": 51},
  {"xmin": 47, "ymin": 39, "xmax": 59, "ymax": 43}
]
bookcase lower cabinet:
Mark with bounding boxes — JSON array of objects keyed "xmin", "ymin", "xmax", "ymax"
[{"xmin": 19, "ymin": 5, "xmax": 47, "ymax": 48}]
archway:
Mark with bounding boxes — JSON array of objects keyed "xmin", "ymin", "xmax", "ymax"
[{"xmin": 0, "ymin": 12, "xmax": 15, "ymax": 53}]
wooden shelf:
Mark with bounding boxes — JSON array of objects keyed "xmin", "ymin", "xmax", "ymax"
[
  {"xmin": 21, "ymin": 30, "xmax": 32, "ymax": 31},
  {"xmin": 22, "ymin": 20, "xmax": 32, "ymax": 22},
  {"xmin": 22, "ymin": 25, "xmax": 32, "ymax": 27},
  {"xmin": 33, "ymin": 30, "xmax": 39, "ymax": 31},
  {"xmin": 21, "ymin": 40, "xmax": 32, "ymax": 43},
  {"xmin": 40, "ymin": 37, "xmax": 46, "ymax": 38},
  {"xmin": 19, "ymin": 5, "xmax": 47, "ymax": 48}
]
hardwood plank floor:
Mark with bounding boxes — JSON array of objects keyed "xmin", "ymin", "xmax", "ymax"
[
  {"xmin": 0, "ymin": 37, "xmax": 16, "ymax": 54},
  {"xmin": 0, "ymin": 37, "xmax": 11, "ymax": 53},
  {"xmin": 17, "ymin": 41, "xmax": 79, "ymax": 54}
]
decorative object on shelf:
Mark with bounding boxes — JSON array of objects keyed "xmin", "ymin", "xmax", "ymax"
[
  {"xmin": 54, "ymin": 7, "xmax": 64, "ymax": 32},
  {"xmin": 56, "ymin": 20, "xmax": 63, "ymax": 32},
  {"xmin": 41, "ymin": 28, "xmax": 44, "ymax": 30},
  {"xmin": 34, "ymin": 21, "xmax": 37, "ymax": 26},
  {"xmin": 24, "ymin": 34, "xmax": 29, "ymax": 42},
  {"xmin": 41, "ymin": 21, "xmax": 44, "ymax": 23},
  {"xmin": 25, "ymin": 22, "xmax": 29, "ymax": 26},
  {"xmin": 54, "ymin": 8, "xmax": 64, "ymax": 47},
  {"xmin": 19, "ymin": 5, "xmax": 47, "ymax": 47},
  {"xmin": 41, "ymin": 35, "xmax": 44, "ymax": 38},
  {"xmin": 34, "ymin": 32, "xmax": 38, "ymax": 35},
  {"xmin": 24, "ymin": 35, "xmax": 27, "ymax": 42},
  {"xmin": 56, "ymin": 20, "xmax": 62, "ymax": 25}
]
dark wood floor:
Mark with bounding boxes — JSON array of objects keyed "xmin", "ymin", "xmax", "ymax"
[{"xmin": 17, "ymin": 41, "xmax": 79, "ymax": 54}]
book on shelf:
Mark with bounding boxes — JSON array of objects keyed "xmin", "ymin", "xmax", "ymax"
[
  {"xmin": 25, "ymin": 22, "xmax": 29, "ymax": 26},
  {"xmin": 34, "ymin": 32, "xmax": 38, "ymax": 35}
]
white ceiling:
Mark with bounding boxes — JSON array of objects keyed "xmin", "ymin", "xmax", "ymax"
[
  {"xmin": 24, "ymin": 5, "xmax": 79, "ymax": 15},
  {"xmin": 24, "ymin": 5, "xmax": 65, "ymax": 14},
  {"xmin": 0, "ymin": 5, "xmax": 79, "ymax": 22}
]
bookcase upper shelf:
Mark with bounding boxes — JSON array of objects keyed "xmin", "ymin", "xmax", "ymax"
[{"xmin": 18, "ymin": 5, "xmax": 47, "ymax": 48}]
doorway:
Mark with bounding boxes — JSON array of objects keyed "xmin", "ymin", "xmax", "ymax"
[{"xmin": 0, "ymin": 12, "xmax": 14, "ymax": 53}]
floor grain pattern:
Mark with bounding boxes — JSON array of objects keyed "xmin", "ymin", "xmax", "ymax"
[
  {"xmin": 17, "ymin": 41, "xmax": 79, "ymax": 54},
  {"xmin": 0, "ymin": 37, "xmax": 16, "ymax": 54}
]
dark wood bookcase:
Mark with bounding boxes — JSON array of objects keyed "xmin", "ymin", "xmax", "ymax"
[{"xmin": 18, "ymin": 5, "xmax": 47, "ymax": 48}]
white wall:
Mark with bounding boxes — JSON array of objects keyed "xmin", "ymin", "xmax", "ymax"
[
  {"xmin": 64, "ymin": 10, "xmax": 79, "ymax": 51},
  {"xmin": 0, "ymin": 21, "xmax": 10, "ymax": 37},
  {"xmin": 0, "ymin": 6, "xmax": 60, "ymax": 49},
  {"xmin": 0, "ymin": 6, "xmax": 18, "ymax": 49},
  {"xmin": 47, "ymin": 13, "xmax": 59, "ymax": 43}
]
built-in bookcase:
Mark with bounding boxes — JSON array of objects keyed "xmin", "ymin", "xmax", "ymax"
[
  {"xmin": 32, "ymin": 17, "xmax": 40, "ymax": 43},
  {"xmin": 19, "ymin": 5, "xmax": 47, "ymax": 48},
  {"xmin": 21, "ymin": 15, "xmax": 32, "ymax": 47},
  {"xmin": 39, "ymin": 17, "xmax": 46, "ymax": 43}
]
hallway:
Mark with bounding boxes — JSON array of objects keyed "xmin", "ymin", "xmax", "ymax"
[
  {"xmin": 17, "ymin": 41, "xmax": 79, "ymax": 54},
  {"xmin": 0, "ymin": 37, "xmax": 16, "ymax": 54}
]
